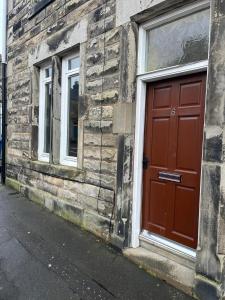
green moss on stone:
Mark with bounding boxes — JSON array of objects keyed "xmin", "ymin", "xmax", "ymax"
[{"xmin": 6, "ymin": 177, "xmax": 21, "ymax": 192}]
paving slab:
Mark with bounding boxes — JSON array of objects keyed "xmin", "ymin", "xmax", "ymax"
[{"xmin": 0, "ymin": 185, "xmax": 194, "ymax": 300}]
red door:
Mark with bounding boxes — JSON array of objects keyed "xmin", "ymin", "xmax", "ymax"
[{"xmin": 142, "ymin": 73, "xmax": 206, "ymax": 249}]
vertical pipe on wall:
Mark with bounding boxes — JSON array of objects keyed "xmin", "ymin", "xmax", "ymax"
[
  {"xmin": 1, "ymin": 63, "xmax": 7, "ymax": 184},
  {"xmin": 1, "ymin": 0, "xmax": 7, "ymax": 184}
]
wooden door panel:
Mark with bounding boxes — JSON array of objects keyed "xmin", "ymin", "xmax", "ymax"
[
  {"xmin": 152, "ymin": 109, "xmax": 172, "ymax": 118},
  {"xmin": 153, "ymin": 86, "xmax": 172, "ymax": 109},
  {"xmin": 151, "ymin": 118, "xmax": 170, "ymax": 167},
  {"xmin": 149, "ymin": 180, "xmax": 168, "ymax": 234},
  {"xmin": 142, "ymin": 72, "xmax": 206, "ymax": 249},
  {"xmin": 170, "ymin": 186, "xmax": 197, "ymax": 245},
  {"xmin": 177, "ymin": 107, "xmax": 201, "ymax": 116},
  {"xmin": 179, "ymin": 81, "xmax": 201, "ymax": 106},
  {"xmin": 176, "ymin": 116, "xmax": 200, "ymax": 171}
]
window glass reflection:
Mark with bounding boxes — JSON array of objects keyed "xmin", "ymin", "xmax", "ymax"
[
  {"xmin": 146, "ymin": 9, "xmax": 210, "ymax": 71},
  {"xmin": 67, "ymin": 75, "xmax": 79, "ymax": 157},
  {"xmin": 44, "ymin": 82, "xmax": 51, "ymax": 153},
  {"xmin": 45, "ymin": 67, "xmax": 52, "ymax": 78},
  {"xmin": 68, "ymin": 57, "xmax": 80, "ymax": 70}
]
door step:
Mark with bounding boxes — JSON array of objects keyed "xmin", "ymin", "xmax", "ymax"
[
  {"xmin": 140, "ymin": 230, "xmax": 196, "ymax": 267},
  {"xmin": 123, "ymin": 246, "xmax": 195, "ymax": 296}
]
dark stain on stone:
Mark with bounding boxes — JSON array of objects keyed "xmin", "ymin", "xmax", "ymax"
[
  {"xmin": 119, "ymin": 26, "xmax": 128, "ymax": 102},
  {"xmin": 99, "ymin": 218, "xmax": 110, "ymax": 228},
  {"xmin": 52, "ymin": 55, "xmax": 62, "ymax": 87},
  {"xmin": 87, "ymin": 52, "xmax": 103, "ymax": 66},
  {"xmin": 30, "ymin": 25, "xmax": 41, "ymax": 38},
  {"xmin": 194, "ymin": 278, "xmax": 220, "ymax": 300},
  {"xmin": 47, "ymin": 20, "xmax": 66, "ymax": 36},
  {"xmin": 31, "ymin": 125, "xmax": 38, "ymax": 160},
  {"xmin": 116, "ymin": 135, "xmax": 125, "ymax": 191},
  {"xmin": 34, "ymin": 106, "xmax": 39, "ymax": 120},
  {"xmin": 93, "ymin": 7, "xmax": 104, "ymax": 23},
  {"xmin": 8, "ymin": 44, "xmax": 26, "ymax": 60},
  {"xmin": 65, "ymin": 0, "xmax": 89, "ymax": 14},
  {"xmin": 9, "ymin": 1, "xmax": 27, "ymax": 20},
  {"xmin": 124, "ymin": 140, "xmax": 133, "ymax": 182},
  {"xmin": 28, "ymin": 0, "xmax": 54, "ymax": 20},
  {"xmin": 197, "ymin": 165, "xmax": 221, "ymax": 282},
  {"xmin": 215, "ymin": 0, "xmax": 225, "ymax": 17},
  {"xmin": 79, "ymin": 95, "xmax": 88, "ymax": 118},
  {"xmin": 13, "ymin": 20, "xmax": 22, "ymax": 33},
  {"xmin": 115, "ymin": 135, "xmax": 125, "ymax": 237},
  {"xmin": 117, "ymin": 208, "xmax": 125, "ymax": 237},
  {"xmin": 18, "ymin": 27, "xmax": 25, "ymax": 38},
  {"xmin": 6, "ymin": 165, "xmax": 19, "ymax": 181},
  {"xmin": 47, "ymin": 24, "xmax": 74, "ymax": 52},
  {"xmin": 123, "ymin": 201, "xmax": 130, "ymax": 247},
  {"xmin": 89, "ymin": 18, "xmax": 115, "ymax": 39},
  {"xmin": 204, "ymin": 134, "xmax": 222, "ymax": 162}
]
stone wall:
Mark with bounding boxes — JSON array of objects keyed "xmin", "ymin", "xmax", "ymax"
[
  {"xmin": 6, "ymin": 0, "xmax": 136, "ymax": 246},
  {"xmin": 194, "ymin": 1, "xmax": 225, "ymax": 299}
]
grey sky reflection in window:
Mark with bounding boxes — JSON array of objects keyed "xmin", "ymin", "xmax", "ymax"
[
  {"xmin": 146, "ymin": 9, "xmax": 210, "ymax": 72},
  {"xmin": 67, "ymin": 75, "xmax": 79, "ymax": 157},
  {"xmin": 44, "ymin": 82, "xmax": 51, "ymax": 153}
]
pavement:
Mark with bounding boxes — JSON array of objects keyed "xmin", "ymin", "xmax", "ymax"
[{"xmin": 0, "ymin": 185, "xmax": 194, "ymax": 300}]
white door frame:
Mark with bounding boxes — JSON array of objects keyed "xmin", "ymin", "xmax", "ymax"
[{"xmin": 131, "ymin": 0, "xmax": 210, "ymax": 249}]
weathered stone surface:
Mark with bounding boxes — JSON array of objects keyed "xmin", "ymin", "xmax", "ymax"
[
  {"xmin": 113, "ymin": 103, "xmax": 135, "ymax": 134},
  {"xmin": 204, "ymin": 128, "xmax": 223, "ymax": 162},
  {"xmin": 90, "ymin": 90, "xmax": 118, "ymax": 104},
  {"xmin": 194, "ymin": 277, "xmax": 221, "ymax": 300},
  {"xmin": 84, "ymin": 120, "xmax": 113, "ymax": 133},
  {"xmin": 196, "ymin": 164, "xmax": 221, "ymax": 282},
  {"xmin": 84, "ymin": 133, "xmax": 116, "ymax": 147}
]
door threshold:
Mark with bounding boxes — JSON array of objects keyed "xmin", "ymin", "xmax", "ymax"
[{"xmin": 139, "ymin": 230, "xmax": 196, "ymax": 260}]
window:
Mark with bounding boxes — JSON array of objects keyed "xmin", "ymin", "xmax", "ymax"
[
  {"xmin": 146, "ymin": 8, "xmax": 210, "ymax": 72},
  {"xmin": 138, "ymin": 1, "xmax": 210, "ymax": 74},
  {"xmin": 60, "ymin": 54, "xmax": 80, "ymax": 166},
  {"xmin": 38, "ymin": 65, "xmax": 52, "ymax": 162}
]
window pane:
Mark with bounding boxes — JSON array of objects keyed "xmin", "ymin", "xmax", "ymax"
[
  {"xmin": 68, "ymin": 57, "xmax": 80, "ymax": 70},
  {"xmin": 146, "ymin": 9, "xmax": 210, "ymax": 72},
  {"xmin": 44, "ymin": 82, "xmax": 51, "ymax": 153},
  {"xmin": 45, "ymin": 67, "xmax": 52, "ymax": 78},
  {"xmin": 67, "ymin": 75, "xmax": 79, "ymax": 157}
]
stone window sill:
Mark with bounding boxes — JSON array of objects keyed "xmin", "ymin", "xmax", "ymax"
[{"xmin": 29, "ymin": 160, "xmax": 85, "ymax": 182}]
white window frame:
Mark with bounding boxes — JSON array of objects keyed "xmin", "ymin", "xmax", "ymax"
[
  {"xmin": 131, "ymin": 0, "xmax": 210, "ymax": 256},
  {"xmin": 60, "ymin": 53, "xmax": 80, "ymax": 167},
  {"xmin": 38, "ymin": 63, "xmax": 52, "ymax": 162}
]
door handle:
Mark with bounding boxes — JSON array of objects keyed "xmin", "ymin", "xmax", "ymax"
[
  {"xmin": 143, "ymin": 156, "xmax": 149, "ymax": 170},
  {"xmin": 158, "ymin": 172, "xmax": 181, "ymax": 183}
]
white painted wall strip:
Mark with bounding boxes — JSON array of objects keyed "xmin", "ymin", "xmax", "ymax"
[{"xmin": 0, "ymin": 0, "xmax": 7, "ymax": 63}]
